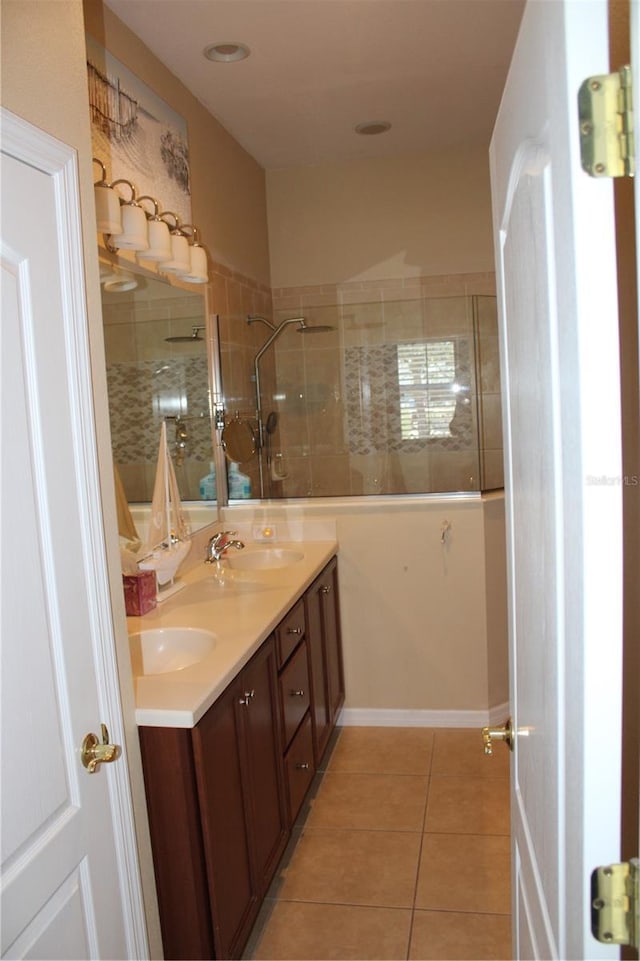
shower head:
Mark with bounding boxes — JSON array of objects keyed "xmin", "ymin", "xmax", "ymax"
[
  {"xmin": 296, "ymin": 323, "xmax": 335, "ymax": 334},
  {"xmin": 164, "ymin": 325, "xmax": 205, "ymax": 343}
]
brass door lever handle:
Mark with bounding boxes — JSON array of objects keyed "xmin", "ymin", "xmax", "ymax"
[{"xmin": 81, "ymin": 723, "xmax": 120, "ymax": 773}]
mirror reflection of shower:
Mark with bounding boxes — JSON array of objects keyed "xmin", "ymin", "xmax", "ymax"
[
  {"xmin": 247, "ymin": 314, "xmax": 335, "ymax": 497},
  {"xmin": 164, "ymin": 325, "xmax": 205, "ymax": 343}
]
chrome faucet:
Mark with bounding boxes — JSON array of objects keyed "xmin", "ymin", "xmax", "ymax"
[{"xmin": 205, "ymin": 530, "xmax": 245, "ymax": 563}]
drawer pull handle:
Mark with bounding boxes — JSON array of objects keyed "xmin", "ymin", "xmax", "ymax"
[
  {"xmin": 239, "ymin": 689, "xmax": 255, "ymax": 706},
  {"xmin": 320, "ymin": 585, "xmax": 331, "ymax": 594},
  {"xmin": 290, "ymin": 689, "xmax": 305, "ymax": 697},
  {"xmin": 287, "ymin": 627, "xmax": 303, "ymax": 635},
  {"xmin": 296, "ymin": 762, "xmax": 310, "ymax": 770}
]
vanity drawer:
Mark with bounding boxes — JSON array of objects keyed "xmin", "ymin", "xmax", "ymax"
[
  {"xmin": 279, "ymin": 638, "xmax": 310, "ymax": 749},
  {"xmin": 284, "ymin": 712, "xmax": 315, "ymax": 824},
  {"xmin": 275, "ymin": 599, "xmax": 306, "ymax": 667}
]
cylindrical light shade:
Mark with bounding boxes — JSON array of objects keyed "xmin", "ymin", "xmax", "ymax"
[
  {"xmin": 137, "ymin": 218, "xmax": 172, "ymax": 263},
  {"xmin": 179, "ymin": 244, "xmax": 209, "ymax": 284},
  {"xmin": 110, "ymin": 203, "xmax": 149, "ymax": 251},
  {"xmin": 160, "ymin": 232, "xmax": 190, "ymax": 274},
  {"xmin": 101, "ymin": 268, "xmax": 138, "ymax": 292},
  {"xmin": 95, "ymin": 184, "xmax": 123, "ymax": 234}
]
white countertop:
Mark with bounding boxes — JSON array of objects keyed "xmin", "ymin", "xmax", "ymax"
[{"xmin": 127, "ymin": 540, "xmax": 338, "ymax": 728}]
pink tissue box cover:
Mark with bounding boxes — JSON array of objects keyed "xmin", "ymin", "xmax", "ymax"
[{"xmin": 123, "ymin": 570, "xmax": 157, "ymax": 616}]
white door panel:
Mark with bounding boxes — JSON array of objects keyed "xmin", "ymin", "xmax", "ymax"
[
  {"xmin": 491, "ymin": 2, "xmax": 623, "ymax": 958},
  {"xmin": 1, "ymin": 112, "xmax": 147, "ymax": 959}
]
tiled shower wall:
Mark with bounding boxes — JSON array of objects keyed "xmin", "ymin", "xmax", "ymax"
[{"xmin": 259, "ymin": 272, "xmax": 503, "ymax": 497}]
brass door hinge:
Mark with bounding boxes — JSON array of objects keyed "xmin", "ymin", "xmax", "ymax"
[
  {"xmin": 591, "ymin": 859, "xmax": 639, "ymax": 948},
  {"xmin": 578, "ymin": 65, "xmax": 634, "ymax": 177}
]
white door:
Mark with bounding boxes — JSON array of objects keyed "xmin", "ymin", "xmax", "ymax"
[
  {"xmin": 491, "ymin": 2, "xmax": 624, "ymax": 959},
  {"xmin": 1, "ymin": 111, "xmax": 148, "ymax": 958}
]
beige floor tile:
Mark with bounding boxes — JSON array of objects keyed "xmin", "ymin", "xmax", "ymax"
[
  {"xmin": 328, "ymin": 726, "xmax": 435, "ymax": 775},
  {"xmin": 415, "ymin": 833, "xmax": 511, "ymax": 914},
  {"xmin": 409, "ymin": 910, "xmax": 512, "ymax": 960},
  {"xmin": 432, "ymin": 728, "xmax": 510, "ymax": 777},
  {"xmin": 425, "ymin": 776, "xmax": 510, "ymax": 835},
  {"xmin": 275, "ymin": 827, "xmax": 422, "ymax": 907},
  {"xmin": 306, "ymin": 772, "xmax": 428, "ymax": 832},
  {"xmin": 252, "ymin": 901, "xmax": 412, "ymax": 960}
]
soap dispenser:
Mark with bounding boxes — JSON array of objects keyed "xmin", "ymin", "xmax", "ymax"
[
  {"xmin": 228, "ymin": 462, "xmax": 251, "ymax": 499},
  {"xmin": 199, "ymin": 461, "xmax": 216, "ymax": 500}
]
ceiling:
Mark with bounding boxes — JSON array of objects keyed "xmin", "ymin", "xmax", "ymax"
[{"xmin": 104, "ymin": 0, "xmax": 525, "ymax": 171}]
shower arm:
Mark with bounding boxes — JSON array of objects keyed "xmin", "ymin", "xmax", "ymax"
[{"xmin": 253, "ymin": 317, "xmax": 305, "ymax": 440}]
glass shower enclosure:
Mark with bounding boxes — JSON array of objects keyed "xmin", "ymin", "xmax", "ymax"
[{"xmin": 217, "ymin": 293, "xmax": 503, "ymax": 499}]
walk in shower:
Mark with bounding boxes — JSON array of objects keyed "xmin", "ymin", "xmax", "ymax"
[{"xmin": 218, "ymin": 292, "xmax": 503, "ymax": 499}]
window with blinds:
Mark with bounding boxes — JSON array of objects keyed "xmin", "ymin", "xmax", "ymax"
[{"xmin": 397, "ymin": 341, "xmax": 457, "ymax": 439}]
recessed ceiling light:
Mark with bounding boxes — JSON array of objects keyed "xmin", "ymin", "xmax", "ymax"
[
  {"xmin": 355, "ymin": 121, "xmax": 392, "ymax": 136},
  {"xmin": 203, "ymin": 42, "xmax": 250, "ymax": 63}
]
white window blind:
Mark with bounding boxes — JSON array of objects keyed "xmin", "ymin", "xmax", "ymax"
[{"xmin": 397, "ymin": 341, "xmax": 457, "ymax": 439}]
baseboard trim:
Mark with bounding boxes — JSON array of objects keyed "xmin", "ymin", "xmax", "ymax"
[
  {"xmin": 488, "ymin": 701, "xmax": 511, "ymax": 725},
  {"xmin": 338, "ymin": 703, "xmax": 511, "ymax": 728}
]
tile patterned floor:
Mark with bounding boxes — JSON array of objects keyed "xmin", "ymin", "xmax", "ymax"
[{"xmin": 245, "ymin": 727, "xmax": 511, "ymax": 961}]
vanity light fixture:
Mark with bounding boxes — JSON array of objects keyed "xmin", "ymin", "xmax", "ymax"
[
  {"xmin": 108, "ymin": 178, "xmax": 149, "ymax": 252},
  {"xmin": 158, "ymin": 211, "xmax": 191, "ymax": 275},
  {"xmin": 137, "ymin": 196, "xmax": 172, "ymax": 263},
  {"xmin": 203, "ymin": 41, "xmax": 250, "ymax": 62},
  {"xmin": 93, "ymin": 158, "xmax": 123, "ymax": 235},
  {"xmin": 92, "ymin": 157, "xmax": 209, "ymax": 286},
  {"xmin": 100, "ymin": 265, "xmax": 138, "ymax": 292},
  {"xmin": 179, "ymin": 225, "xmax": 209, "ymax": 284}
]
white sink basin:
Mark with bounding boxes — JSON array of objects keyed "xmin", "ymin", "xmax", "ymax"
[
  {"xmin": 226, "ymin": 548, "xmax": 304, "ymax": 571},
  {"xmin": 129, "ymin": 627, "xmax": 216, "ymax": 676}
]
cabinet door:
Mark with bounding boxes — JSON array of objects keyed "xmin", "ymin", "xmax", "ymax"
[
  {"xmin": 240, "ymin": 636, "xmax": 288, "ymax": 896},
  {"xmin": 192, "ymin": 681, "xmax": 256, "ymax": 961},
  {"xmin": 306, "ymin": 558, "xmax": 345, "ymax": 764},
  {"xmin": 321, "ymin": 557, "xmax": 345, "ymax": 725},
  {"xmin": 139, "ymin": 727, "xmax": 214, "ymax": 961},
  {"xmin": 305, "ymin": 574, "xmax": 331, "ymax": 762}
]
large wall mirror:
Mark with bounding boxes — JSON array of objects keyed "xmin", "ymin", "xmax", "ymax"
[{"xmin": 100, "ymin": 258, "xmax": 218, "ymax": 536}]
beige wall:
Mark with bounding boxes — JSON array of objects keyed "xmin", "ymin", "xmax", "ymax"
[
  {"xmin": 223, "ymin": 494, "xmax": 507, "ymax": 716},
  {"xmin": 1, "ymin": 2, "xmax": 163, "ymax": 956},
  {"xmin": 337, "ymin": 499, "xmax": 490, "ymax": 712},
  {"xmin": 83, "ymin": 0, "xmax": 271, "ymax": 287},
  {"xmin": 266, "ymin": 145, "xmax": 495, "ymax": 288}
]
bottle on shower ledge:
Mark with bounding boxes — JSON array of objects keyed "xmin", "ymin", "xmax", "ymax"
[
  {"xmin": 228, "ymin": 462, "xmax": 251, "ymax": 499},
  {"xmin": 199, "ymin": 461, "xmax": 216, "ymax": 501}
]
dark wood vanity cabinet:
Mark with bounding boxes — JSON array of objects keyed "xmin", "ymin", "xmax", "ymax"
[
  {"xmin": 139, "ymin": 556, "xmax": 343, "ymax": 960},
  {"xmin": 305, "ymin": 557, "xmax": 345, "ymax": 764},
  {"xmin": 139, "ymin": 635, "xmax": 287, "ymax": 961},
  {"xmin": 193, "ymin": 637, "xmax": 288, "ymax": 959}
]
